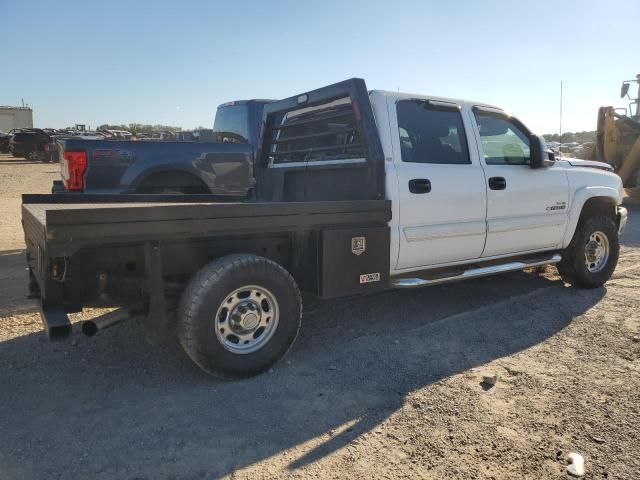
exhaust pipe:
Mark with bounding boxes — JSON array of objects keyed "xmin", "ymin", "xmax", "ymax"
[{"xmin": 81, "ymin": 309, "xmax": 130, "ymax": 337}]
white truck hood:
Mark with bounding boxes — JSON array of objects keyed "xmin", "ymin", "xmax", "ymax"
[{"xmin": 557, "ymin": 157, "xmax": 614, "ymax": 172}]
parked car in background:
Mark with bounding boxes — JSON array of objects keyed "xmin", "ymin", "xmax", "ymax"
[
  {"xmin": 52, "ymin": 99, "xmax": 272, "ymax": 194},
  {"xmin": 98, "ymin": 129, "xmax": 132, "ymax": 140},
  {"xmin": 39, "ymin": 134, "xmax": 67, "ymax": 163},
  {"xmin": 0, "ymin": 130, "xmax": 9, "ymax": 153},
  {"xmin": 9, "ymin": 128, "xmax": 51, "ymax": 159}
]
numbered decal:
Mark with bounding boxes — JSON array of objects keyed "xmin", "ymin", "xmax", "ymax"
[{"xmin": 359, "ymin": 273, "xmax": 380, "ymax": 284}]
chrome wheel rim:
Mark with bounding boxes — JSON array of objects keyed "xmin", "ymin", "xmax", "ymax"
[
  {"xmin": 584, "ymin": 231, "xmax": 610, "ymax": 273},
  {"xmin": 214, "ymin": 285, "xmax": 279, "ymax": 354}
]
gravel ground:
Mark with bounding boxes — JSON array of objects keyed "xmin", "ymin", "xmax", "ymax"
[{"xmin": 0, "ymin": 153, "xmax": 639, "ymax": 479}]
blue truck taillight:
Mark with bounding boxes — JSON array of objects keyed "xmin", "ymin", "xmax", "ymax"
[{"xmin": 62, "ymin": 150, "xmax": 87, "ymax": 190}]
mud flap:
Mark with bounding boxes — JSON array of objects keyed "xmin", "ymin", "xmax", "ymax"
[{"xmin": 143, "ymin": 242, "xmax": 168, "ymax": 345}]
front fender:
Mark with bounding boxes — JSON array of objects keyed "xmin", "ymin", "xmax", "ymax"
[{"xmin": 562, "ymin": 186, "xmax": 622, "ymax": 247}]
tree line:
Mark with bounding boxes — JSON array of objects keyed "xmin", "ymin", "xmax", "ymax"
[
  {"xmin": 96, "ymin": 123, "xmax": 184, "ymax": 133},
  {"xmin": 92, "ymin": 124, "xmax": 596, "ymax": 144},
  {"xmin": 543, "ymin": 131, "xmax": 596, "ymax": 143}
]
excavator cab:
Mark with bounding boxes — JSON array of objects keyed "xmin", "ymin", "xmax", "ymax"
[{"xmin": 592, "ymin": 74, "xmax": 640, "ymax": 196}]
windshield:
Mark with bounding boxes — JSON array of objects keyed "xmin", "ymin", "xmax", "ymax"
[{"xmin": 213, "ymin": 104, "xmax": 249, "ymax": 143}]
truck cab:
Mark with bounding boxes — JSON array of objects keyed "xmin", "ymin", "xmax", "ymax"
[
  {"xmin": 250, "ymin": 80, "xmax": 625, "ymax": 278},
  {"xmin": 367, "ymin": 90, "xmax": 625, "ymax": 275}
]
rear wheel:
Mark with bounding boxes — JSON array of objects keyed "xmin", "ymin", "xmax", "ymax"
[
  {"xmin": 556, "ymin": 214, "xmax": 619, "ymax": 288},
  {"xmin": 178, "ymin": 254, "xmax": 302, "ymax": 379}
]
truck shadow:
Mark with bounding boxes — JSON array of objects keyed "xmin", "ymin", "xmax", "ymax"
[
  {"xmin": 621, "ymin": 197, "xmax": 640, "ymax": 247},
  {"xmin": 0, "ymin": 267, "xmax": 605, "ymax": 479},
  {"xmin": 0, "ymin": 249, "xmax": 38, "ymax": 317},
  {"xmin": 0, "ymin": 158, "xmax": 50, "ymax": 166}
]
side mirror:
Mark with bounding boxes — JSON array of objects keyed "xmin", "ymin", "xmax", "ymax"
[
  {"xmin": 530, "ymin": 135, "xmax": 555, "ymax": 169},
  {"xmin": 621, "ymin": 82, "xmax": 630, "ymax": 98}
]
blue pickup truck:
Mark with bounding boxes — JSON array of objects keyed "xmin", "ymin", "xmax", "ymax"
[{"xmin": 54, "ymin": 99, "xmax": 273, "ymax": 196}]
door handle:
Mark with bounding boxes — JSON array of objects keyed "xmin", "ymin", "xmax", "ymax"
[
  {"xmin": 409, "ymin": 178, "xmax": 431, "ymax": 194},
  {"xmin": 488, "ymin": 177, "xmax": 507, "ymax": 190}
]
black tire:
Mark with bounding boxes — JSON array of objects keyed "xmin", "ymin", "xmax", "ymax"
[
  {"xmin": 178, "ymin": 254, "xmax": 302, "ymax": 379},
  {"xmin": 557, "ymin": 214, "xmax": 619, "ymax": 288}
]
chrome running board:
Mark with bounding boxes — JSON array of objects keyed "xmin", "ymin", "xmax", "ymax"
[{"xmin": 391, "ymin": 254, "xmax": 562, "ymax": 289}]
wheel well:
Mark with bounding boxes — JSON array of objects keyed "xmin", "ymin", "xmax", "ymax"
[
  {"xmin": 135, "ymin": 171, "xmax": 210, "ymax": 194},
  {"xmin": 580, "ymin": 196, "xmax": 616, "ymax": 221}
]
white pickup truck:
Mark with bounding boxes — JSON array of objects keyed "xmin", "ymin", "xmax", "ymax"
[
  {"xmin": 370, "ymin": 90, "xmax": 627, "ymax": 285},
  {"xmin": 23, "ymin": 78, "xmax": 628, "ymax": 379}
]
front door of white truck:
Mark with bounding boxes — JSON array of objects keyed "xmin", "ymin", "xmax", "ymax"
[
  {"xmin": 470, "ymin": 108, "xmax": 569, "ymax": 257},
  {"xmin": 392, "ymin": 98, "xmax": 487, "ymax": 270}
]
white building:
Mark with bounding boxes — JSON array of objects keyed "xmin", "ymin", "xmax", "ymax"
[{"xmin": 0, "ymin": 106, "xmax": 33, "ymax": 132}]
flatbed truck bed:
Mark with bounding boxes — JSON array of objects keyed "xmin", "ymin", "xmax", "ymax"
[
  {"xmin": 22, "ymin": 195, "xmax": 390, "ymax": 256},
  {"xmin": 22, "ymin": 194, "xmax": 392, "ymax": 349}
]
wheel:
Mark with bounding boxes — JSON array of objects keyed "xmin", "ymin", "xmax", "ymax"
[
  {"xmin": 556, "ymin": 214, "xmax": 619, "ymax": 288},
  {"xmin": 178, "ymin": 254, "xmax": 302, "ymax": 379}
]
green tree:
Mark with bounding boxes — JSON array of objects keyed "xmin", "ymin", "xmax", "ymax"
[
  {"xmin": 96, "ymin": 123, "xmax": 182, "ymax": 133},
  {"xmin": 543, "ymin": 131, "xmax": 596, "ymax": 143}
]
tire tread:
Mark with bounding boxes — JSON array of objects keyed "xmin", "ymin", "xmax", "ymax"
[
  {"xmin": 557, "ymin": 214, "xmax": 619, "ymax": 289},
  {"xmin": 178, "ymin": 254, "xmax": 302, "ymax": 379}
]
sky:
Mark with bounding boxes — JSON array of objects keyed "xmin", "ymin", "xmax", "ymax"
[{"xmin": 1, "ymin": 0, "xmax": 638, "ymax": 133}]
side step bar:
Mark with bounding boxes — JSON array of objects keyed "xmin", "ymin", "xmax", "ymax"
[{"xmin": 391, "ymin": 254, "xmax": 562, "ymax": 289}]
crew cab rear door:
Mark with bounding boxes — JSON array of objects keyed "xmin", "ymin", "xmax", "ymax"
[
  {"xmin": 255, "ymin": 78, "xmax": 385, "ymax": 202},
  {"xmin": 390, "ymin": 98, "xmax": 488, "ymax": 269}
]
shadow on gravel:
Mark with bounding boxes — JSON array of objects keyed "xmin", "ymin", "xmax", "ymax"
[
  {"xmin": 621, "ymin": 197, "xmax": 640, "ymax": 247},
  {"xmin": 0, "ymin": 159, "xmax": 50, "ymax": 166},
  {"xmin": 0, "ymin": 269, "xmax": 605, "ymax": 479},
  {"xmin": 0, "ymin": 249, "xmax": 38, "ymax": 317}
]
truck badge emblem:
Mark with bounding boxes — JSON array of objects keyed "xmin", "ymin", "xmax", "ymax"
[{"xmin": 351, "ymin": 237, "xmax": 366, "ymax": 256}]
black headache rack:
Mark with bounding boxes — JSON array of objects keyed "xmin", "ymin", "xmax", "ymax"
[
  {"xmin": 255, "ymin": 78, "xmax": 385, "ymax": 202},
  {"xmin": 22, "ymin": 194, "xmax": 391, "ymax": 341}
]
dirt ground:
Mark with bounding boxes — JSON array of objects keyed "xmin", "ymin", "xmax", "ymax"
[{"xmin": 0, "ymin": 152, "xmax": 638, "ymax": 480}]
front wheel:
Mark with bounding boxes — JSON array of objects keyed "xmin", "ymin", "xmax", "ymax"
[
  {"xmin": 178, "ymin": 254, "xmax": 302, "ymax": 379},
  {"xmin": 557, "ymin": 214, "xmax": 619, "ymax": 288}
]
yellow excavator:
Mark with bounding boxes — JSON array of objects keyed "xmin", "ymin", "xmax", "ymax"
[{"xmin": 591, "ymin": 74, "xmax": 640, "ymax": 197}]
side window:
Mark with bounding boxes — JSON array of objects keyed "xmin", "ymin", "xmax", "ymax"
[
  {"xmin": 473, "ymin": 112, "xmax": 530, "ymax": 165},
  {"xmin": 268, "ymin": 96, "xmax": 363, "ymax": 165},
  {"xmin": 396, "ymin": 100, "xmax": 470, "ymax": 165}
]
